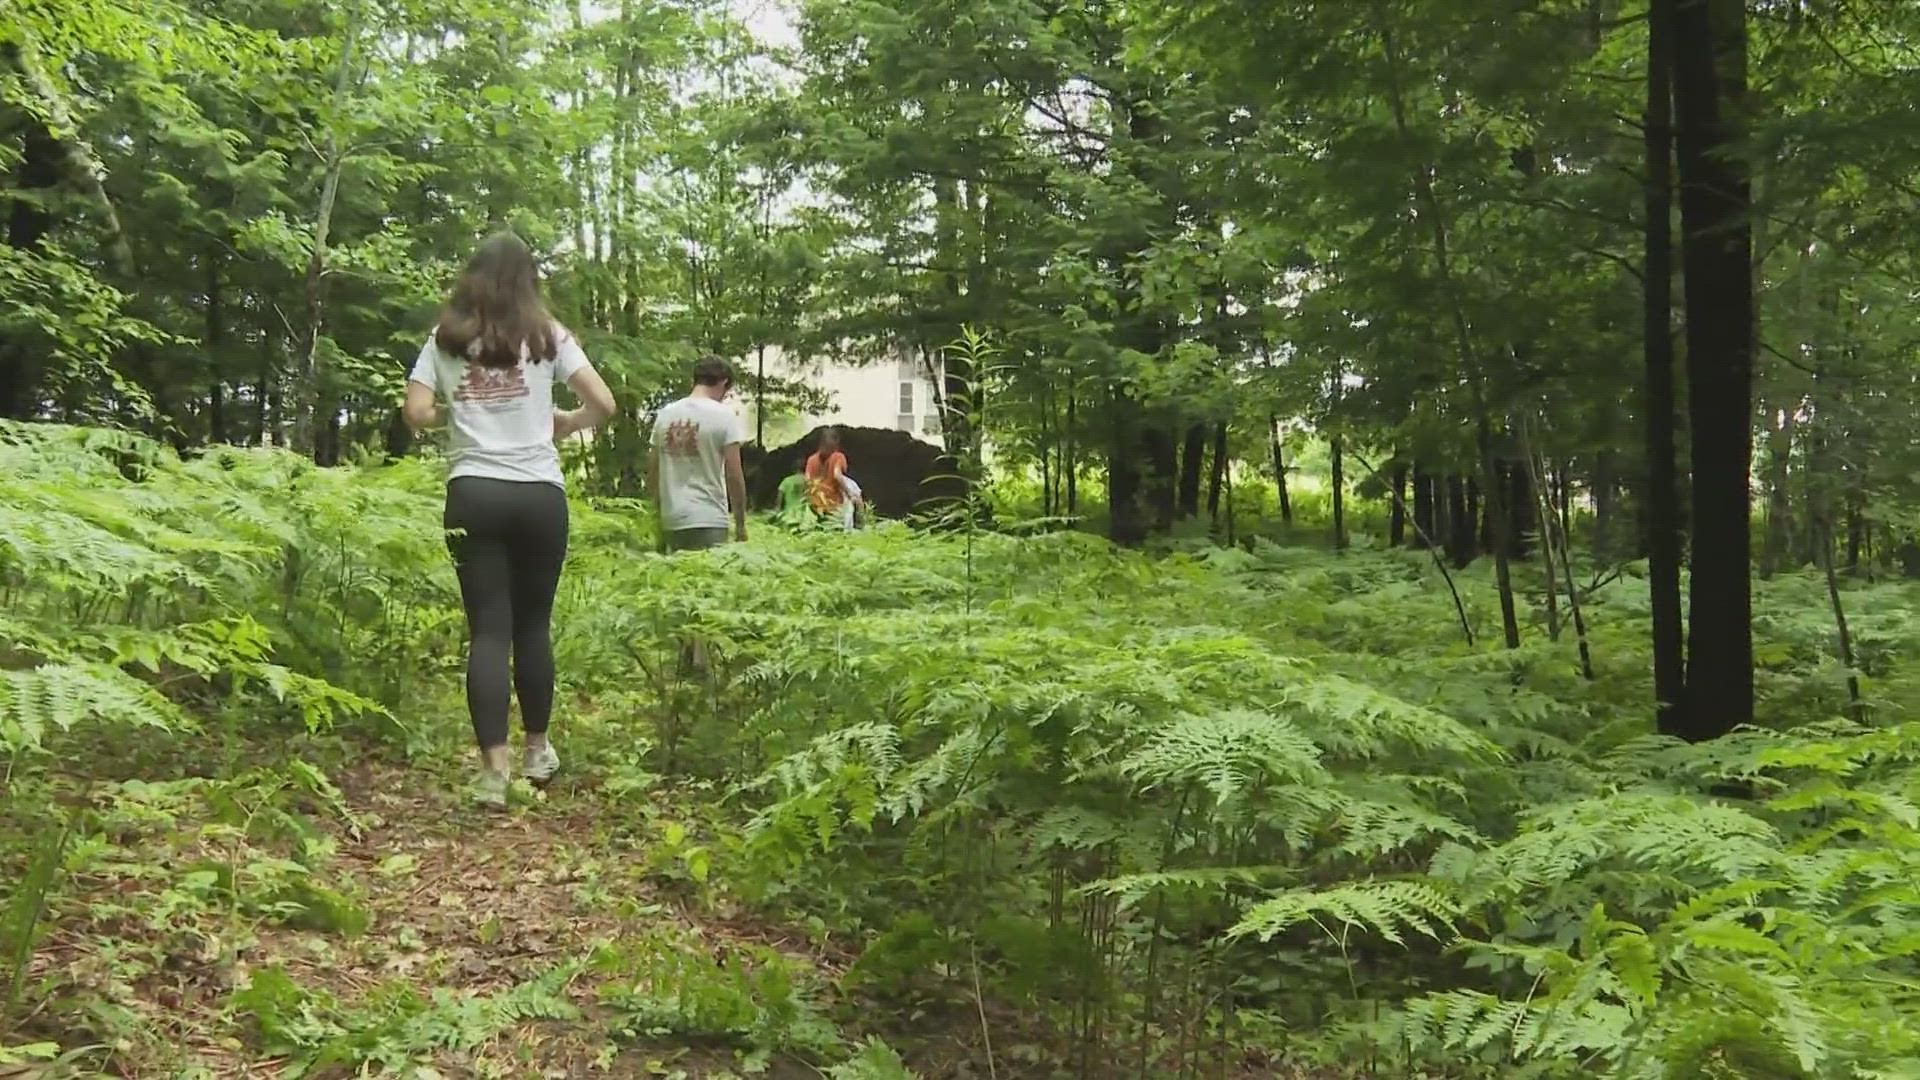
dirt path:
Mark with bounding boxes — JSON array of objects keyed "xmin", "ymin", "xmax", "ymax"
[{"xmin": 22, "ymin": 760, "xmax": 885, "ymax": 1078}]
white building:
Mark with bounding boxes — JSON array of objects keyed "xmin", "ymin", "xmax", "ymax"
[{"xmin": 739, "ymin": 345, "xmax": 946, "ymax": 448}]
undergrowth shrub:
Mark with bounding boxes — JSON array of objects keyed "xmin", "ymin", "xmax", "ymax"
[
  {"xmin": 10, "ymin": 424, "xmax": 1920, "ymax": 1077},
  {"xmin": 555, "ymin": 491, "xmax": 1920, "ymax": 1077}
]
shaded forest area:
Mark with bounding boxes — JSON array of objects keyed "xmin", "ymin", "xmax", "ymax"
[{"xmin": 9, "ymin": 0, "xmax": 1920, "ymax": 1076}]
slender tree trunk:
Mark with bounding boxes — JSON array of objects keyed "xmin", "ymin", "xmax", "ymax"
[
  {"xmin": 1269, "ymin": 414, "xmax": 1293, "ymax": 524},
  {"xmin": 1205, "ymin": 422, "xmax": 1229, "ymax": 522},
  {"xmin": 1557, "ymin": 462, "xmax": 1575, "ymax": 549},
  {"xmin": 1042, "ymin": 384, "xmax": 1056, "ymax": 517},
  {"xmin": 7, "ymin": 40, "xmax": 135, "ymax": 279},
  {"xmin": 1066, "ymin": 388, "xmax": 1079, "ymax": 515},
  {"xmin": 205, "ymin": 249, "xmax": 226, "ymax": 443},
  {"xmin": 256, "ymin": 323, "xmax": 276, "ymax": 446},
  {"xmin": 1330, "ymin": 433, "xmax": 1347, "ymax": 551},
  {"xmin": 1760, "ymin": 406, "xmax": 1794, "ymax": 577},
  {"xmin": 1846, "ymin": 494, "xmax": 1864, "ymax": 573},
  {"xmin": 1480, "ymin": 430, "xmax": 1522, "ymax": 649},
  {"xmin": 295, "ymin": 3, "xmax": 362, "ymax": 463},
  {"xmin": 1644, "ymin": 0, "xmax": 1688, "ymax": 733},
  {"xmin": 1593, "ymin": 449, "xmax": 1616, "ymax": 559},
  {"xmin": 755, "ymin": 343, "xmax": 767, "ymax": 447},
  {"xmin": 1389, "ymin": 464, "xmax": 1409, "ymax": 546},
  {"xmin": 1670, "ymin": 0, "xmax": 1755, "ymax": 742}
]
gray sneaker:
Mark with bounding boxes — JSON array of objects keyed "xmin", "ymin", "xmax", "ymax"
[
  {"xmin": 471, "ymin": 769, "xmax": 509, "ymax": 810},
  {"xmin": 523, "ymin": 743, "xmax": 560, "ymax": 785}
]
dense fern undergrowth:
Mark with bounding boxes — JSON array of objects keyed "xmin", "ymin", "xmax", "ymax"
[{"xmin": 6, "ymin": 421, "xmax": 1920, "ymax": 1078}]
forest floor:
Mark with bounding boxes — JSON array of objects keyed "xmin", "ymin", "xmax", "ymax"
[{"xmin": 18, "ymin": 748, "xmax": 1365, "ymax": 1079}]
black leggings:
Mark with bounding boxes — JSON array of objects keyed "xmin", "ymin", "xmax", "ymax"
[{"xmin": 444, "ymin": 477, "xmax": 569, "ymax": 750}]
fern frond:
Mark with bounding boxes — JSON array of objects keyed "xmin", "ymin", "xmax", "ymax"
[
  {"xmin": 1120, "ymin": 709, "xmax": 1326, "ymax": 805},
  {"xmin": 1227, "ymin": 879, "xmax": 1458, "ymax": 946},
  {"xmin": 0, "ymin": 661, "xmax": 194, "ymax": 753}
]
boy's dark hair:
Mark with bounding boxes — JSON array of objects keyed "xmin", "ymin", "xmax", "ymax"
[{"xmin": 692, "ymin": 355, "xmax": 733, "ymax": 387}]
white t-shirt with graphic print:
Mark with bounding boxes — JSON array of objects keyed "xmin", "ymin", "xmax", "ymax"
[
  {"xmin": 407, "ymin": 324, "xmax": 591, "ymax": 488},
  {"xmin": 651, "ymin": 394, "xmax": 748, "ymax": 532}
]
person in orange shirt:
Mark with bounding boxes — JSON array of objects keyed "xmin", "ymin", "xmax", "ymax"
[{"xmin": 805, "ymin": 428, "xmax": 850, "ymax": 526}]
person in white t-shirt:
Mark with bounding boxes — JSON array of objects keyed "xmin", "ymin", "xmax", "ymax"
[
  {"xmin": 402, "ymin": 232, "xmax": 616, "ymax": 809},
  {"xmin": 649, "ymin": 356, "xmax": 749, "ymax": 552}
]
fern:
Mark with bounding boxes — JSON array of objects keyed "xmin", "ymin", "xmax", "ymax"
[
  {"xmin": 1228, "ymin": 880, "xmax": 1460, "ymax": 946},
  {"xmin": 0, "ymin": 662, "xmax": 194, "ymax": 754},
  {"xmin": 1119, "ymin": 709, "xmax": 1327, "ymax": 805}
]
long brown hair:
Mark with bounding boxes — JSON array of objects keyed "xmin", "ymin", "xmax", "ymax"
[{"xmin": 434, "ymin": 233, "xmax": 556, "ymax": 369}]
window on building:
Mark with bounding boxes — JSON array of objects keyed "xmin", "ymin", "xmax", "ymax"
[
  {"xmin": 921, "ymin": 412, "xmax": 941, "ymax": 436},
  {"xmin": 897, "ymin": 414, "xmax": 914, "ymax": 431},
  {"xmin": 897, "ymin": 381, "xmax": 915, "ymax": 415}
]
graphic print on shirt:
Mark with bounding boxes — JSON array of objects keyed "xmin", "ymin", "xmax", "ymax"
[
  {"xmin": 662, "ymin": 418, "xmax": 702, "ymax": 457},
  {"xmin": 452, "ymin": 363, "xmax": 530, "ymax": 406}
]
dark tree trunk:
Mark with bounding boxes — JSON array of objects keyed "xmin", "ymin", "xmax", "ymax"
[
  {"xmin": 1760, "ymin": 407, "xmax": 1794, "ymax": 577},
  {"xmin": 1645, "ymin": 0, "xmax": 1689, "ymax": 735},
  {"xmin": 384, "ymin": 407, "xmax": 413, "ymax": 458},
  {"xmin": 1066, "ymin": 389, "xmax": 1078, "ymax": 515},
  {"xmin": 1480, "ymin": 434, "xmax": 1523, "ymax": 649},
  {"xmin": 1846, "ymin": 496, "xmax": 1865, "ymax": 573},
  {"xmin": 1330, "ymin": 433, "xmax": 1347, "ymax": 551},
  {"xmin": 1447, "ymin": 476, "xmax": 1476, "ymax": 568},
  {"xmin": 1108, "ymin": 397, "xmax": 1149, "ymax": 544},
  {"xmin": 1507, "ymin": 460, "xmax": 1537, "ymax": 560},
  {"xmin": 1177, "ymin": 423, "xmax": 1206, "ymax": 518},
  {"xmin": 1269, "ymin": 415, "xmax": 1293, "ymax": 524},
  {"xmin": 204, "ymin": 250, "xmax": 227, "ymax": 443},
  {"xmin": 0, "ymin": 97, "xmax": 63, "ymax": 419},
  {"xmin": 1670, "ymin": 0, "xmax": 1754, "ymax": 742},
  {"xmin": 1147, "ymin": 422, "xmax": 1178, "ymax": 532},
  {"xmin": 1476, "ymin": 475, "xmax": 1495, "ymax": 551},
  {"xmin": 1593, "ymin": 450, "xmax": 1617, "ymax": 559},
  {"xmin": 1411, "ymin": 466, "xmax": 1437, "ymax": 549},
  {"xmin": 1205, "ymin": 422, "xmax": 1228, "ymax": 522}
]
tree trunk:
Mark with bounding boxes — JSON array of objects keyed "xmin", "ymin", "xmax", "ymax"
[
  {"xmin": 1593, "ymin": 450, "xmax": 1616, "ymax": 558},
  {"xmin": 295, "ymin": 4, "xmax": 362, "ymax": 461},
  {"xmin": 1269, "ymin": 415, "xmax": 1293, "ymax": 524},
  {"xmin": 1670, "ymin": 0, "xmax": 1754, "ymax": 742},
  {"xmin": 1644, "ymin": 0, "xmax": 1689, "ymax": 735},
  {"xmin": 0, "ymin": 97, "xmax": 61, "ymax": 419},
  {"xmin": 1205, "ymin": 422, "xmax": 1229, "ymax": 522},
  {"xmin": 1411, "ymin": 466, "xmax": 1436, "ymax": 549},
  {"xmin": 1330, "ymin": 433, "xmax": 1347, "ymax": 551},
  {"xmin": 1507, "ymin": 458, "xmax": 1537, "ymax": 559},
  {"xmin": 1480, "ymin": 432, "xmax": 1523, "ymax": 650},
  {"xmin": 1177, "ymin": 423, "xmax": 1206, "ymax": 518},
  {"xmin": 1389, "ymin": 464, "xmax": 1409, "ymax": 546},
  {"xmin": 1760, "ymin": 406, "xmax": 1794, "ymax": 577},
  {"xmin": 1108, "ymin": 396, "xmax": 1149, "ymax": 544},
  {"xmin": 1066, "ymin": 388, "xmax": 1078, "ymax": 515},
  {"xmin": 1447, "ymin": 475, "xmax": 1476, "ymax": 568},
  {"xmin": 1147, "ymin": 421, "xmax": 1178, "ymax": 532},
  {"xmin": 205, "ymin": 249, "xmax": 227, "ymax": 443},
  {"xmin": 1846, "ymin": 495, "xmax": 1864, "ymax": 573}
]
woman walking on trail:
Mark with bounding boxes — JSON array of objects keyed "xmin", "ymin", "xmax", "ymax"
[
  {"xmin": 402, "ymin": 233, "xmax": 616, "ymax": 809},
  {"xmin": 806, "ymin": 427, "xmax": 853, "ymax": 529}
]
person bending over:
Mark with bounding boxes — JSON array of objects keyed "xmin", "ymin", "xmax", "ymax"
[
  {"xmin": 402, "ymin": 232, "xmax": 616, "ymax": 809},
  {"xmin": 650, "ymin": 355, "xmax": 749, "ymax": 552},
  {"xmin": 805, "ymin": 427, "xmax": 850, "ymax": 527}
]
